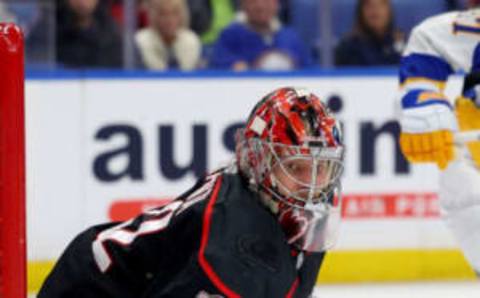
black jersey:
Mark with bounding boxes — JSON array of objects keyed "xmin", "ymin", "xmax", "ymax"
[{"xmin": 38, "ymin": 170, "xmax": 325, "ymax": 298}]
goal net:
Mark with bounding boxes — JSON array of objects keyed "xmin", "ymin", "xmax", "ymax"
[{"xmin": 0, "ymin": 23, "xmax": 27, "ymax": 298}]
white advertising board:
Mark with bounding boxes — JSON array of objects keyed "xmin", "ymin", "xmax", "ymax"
[{"xmin": 26, "ymin": 74, "xmax": 463, "ymax": 261}]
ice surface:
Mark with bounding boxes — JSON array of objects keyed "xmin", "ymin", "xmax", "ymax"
[{"xmin": 313, "ymin": 281, "xmax": 480, "ymax": 298}]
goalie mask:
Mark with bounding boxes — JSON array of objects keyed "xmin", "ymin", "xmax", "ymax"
[{"xmin": 236, "ymin": 87, "xmax": 344, "ymax": 252}]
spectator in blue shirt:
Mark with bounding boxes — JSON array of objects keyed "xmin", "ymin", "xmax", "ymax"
[
  {"xmin": 209, "ymin": 0, "xmax": 312, "ymax": 71},
  {"xmin": 334, "ymin": 0, "xmax": 405, "ymax": 66}
]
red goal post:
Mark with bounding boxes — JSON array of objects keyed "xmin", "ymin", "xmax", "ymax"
[{"xmin": 0, "ymin": 23, "xmax": 27, "ymax": 298}]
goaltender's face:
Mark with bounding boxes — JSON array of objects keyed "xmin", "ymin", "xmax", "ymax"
[
  {"xmin": 267, "ymin": 152, "xmax": 343, "ymax": 252},
  {"xmin": 271, "ymin": 157, "xmax": 333, "ymax": 202}
]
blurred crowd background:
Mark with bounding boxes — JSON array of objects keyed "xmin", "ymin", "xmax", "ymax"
[{"xmin": 0, "ymin": 0, "xmax": 471, "ymax": 71}]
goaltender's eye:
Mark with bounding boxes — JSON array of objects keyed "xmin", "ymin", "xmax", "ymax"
[
  {"xmin": 284, "ymin": 160, "xmax": 309, "ymax": 175},
  {"xmin": 286, "ymin": 162, "xmax": 298, "ymax": 171}
]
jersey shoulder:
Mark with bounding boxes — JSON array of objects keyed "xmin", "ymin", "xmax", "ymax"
[
  {"xmin": 405, "ymin": 9, "xmax": 480, "ymax": 72},
  {"xmin": 406, "ymin": 10, "xmax": 460, "ymax": 54},
  {"xmin": 413, "ymin": 9, "xmax": 480, "ymax": 38},
  {"xmin": 413, "ymin": 10, "xmax": 459, "ymax": 32}
]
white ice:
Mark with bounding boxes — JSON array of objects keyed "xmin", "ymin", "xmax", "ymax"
[
  {"xmin": 313, "ymin": 281, "xmax": 480, "ymax": 298},
  {"xmin": 29, "ymin": 281, "xmax": 480, "ymax": 298}
]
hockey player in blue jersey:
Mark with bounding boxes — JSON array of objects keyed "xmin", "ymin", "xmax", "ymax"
[{"xmin": 398, "ymin": 0, "xmax": 480, "ymax": 274}]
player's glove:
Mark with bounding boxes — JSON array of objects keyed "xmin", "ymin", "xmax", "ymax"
[
  {"xmin": 456, "ymin": 71, "xmax": 480, "ymax": 168},
  {"xmin": 398, "ymin": 90, "xmax": 457, "ymax": 170}
]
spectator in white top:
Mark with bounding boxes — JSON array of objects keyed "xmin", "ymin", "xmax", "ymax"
[{"xmin": 135, "ymin": 0, "xmax": 201, "ymax": 70}]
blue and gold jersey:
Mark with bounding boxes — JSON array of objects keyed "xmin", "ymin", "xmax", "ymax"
[{"xmin": 400, "ymin": 9, "xmax": 480, "ymax": 107}]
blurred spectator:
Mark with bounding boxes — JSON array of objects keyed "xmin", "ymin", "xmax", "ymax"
[
  {"xmin": 188, "ymin": 0, "xmax": 238, "ymax": 45},
  {"xmin": 7, "ymin": 1, "xmax": 43, "ymax": 37},
  {"xmin": 210, "ymin": 0, "xmax": 312, "ymax": 71},
  {"xmin": 23, "ymin": 1, "xmax": 56, "ymax": 67},
  {"xmin": 0, "ymin": 2, "xmax": 17, "ymax": 23},
  {"xmin": 135, "ymin": 0, "xmax": 201, "ymax": 70},
  {"xmin": 334, "ymin": 0, "xmax": 405, "ymax": 66},
  {"xmin": 56, "ymin": 0, "xmax": 123, "ymax": 68}
]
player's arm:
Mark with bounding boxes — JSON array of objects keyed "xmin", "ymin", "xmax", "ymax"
[
  {"xmin": 397, "ymin": 24, "xmax": 456, "ymax": 169},
  {"xmin": 37, "ymin": 199, "xmax": 202, "ymax": 298}
]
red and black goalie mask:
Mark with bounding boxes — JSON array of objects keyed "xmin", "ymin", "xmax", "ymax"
[{"xmin": 236, "ymin": 87, "xmax": 345, "ymax": 252}]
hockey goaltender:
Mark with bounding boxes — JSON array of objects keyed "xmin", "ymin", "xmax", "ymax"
[{"xmin": 39, "ymin": 87, "xmax": 345, "ymax": 298}]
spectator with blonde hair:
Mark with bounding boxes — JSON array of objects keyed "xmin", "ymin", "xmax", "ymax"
[{"xmin": 135, "ymin": 0, "xmax": 201, "ymax": 70}]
